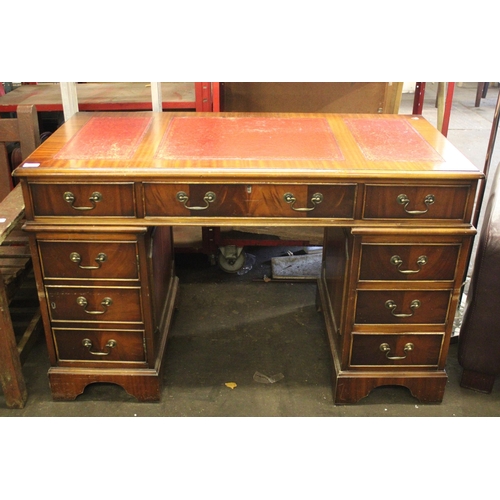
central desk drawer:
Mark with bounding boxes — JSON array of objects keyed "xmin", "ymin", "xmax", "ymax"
[
  {"xmin": 46, "ymin": 286, "xmax": 143, "ymax": 323},
  {"xmin": 39, "ymin": 240, "xmax": 140, "ymax": 280},
  {"xmin": 143, "ymin": 183, "xmax": 356, "ymax": 218},
  {"xmin": 30, "ymin": 183, "xmax": 136, "ymax": 217}
]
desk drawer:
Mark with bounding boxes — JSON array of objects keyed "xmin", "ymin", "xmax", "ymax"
[
  {"xmin": 144, "ymin": 183, "xmax": 356, "ymax": 218},
  {"xmin": 39, "ymin": 240, "xmax": 140, "ymax": 280},
  {"xmin": 363, "ymin": 184, "xmax": 471, "ymax": 220},
  {"xmin": 359, "ymin": 243, "xmax": 460, "ymax": 281},
  {"xmin": 350, "ymin": 333, "xmax": 443, "ymax": 367},
  {"xmin": 46, "ymin": 286, "xmax": 143, "ymax": 323},
  {"xmin": 30, "ymin": 183, "xmax": 136, "ymax": 217},
  {"xmin": 53, "ymin": 328, "xmax": 146, "ymax": 362},
  {"xmin": 355, "ymin": 290, "xmax": 451, "ymax": 325}
]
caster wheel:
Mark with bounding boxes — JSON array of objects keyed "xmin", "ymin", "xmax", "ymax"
[{"xmin": 218, "ymin": 245, "xmax": 246, "ymax": 273}]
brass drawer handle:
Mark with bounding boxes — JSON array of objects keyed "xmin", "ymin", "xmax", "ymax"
[
  {"xmin": 390, "ymin": 255, "xmax": 428, "ymax": 274},
  {"xmin": 76, "ymin": 296, "xmax": 113, "ymax": 315},
  {"xmin": 70, "ymin": 252, "xmax": 107, "ymax": 270},
  {"xmin": 82, "ymin": 338, "xmax": 117, "ymax": 356},
  {"xmin": 176, "ymin": 191, "xmax": 216, "ymax": 210},
  {"xmin": 385, "ymin": 299, "xmax": 421, "ymax": 317},
  {"xmin": 64, "ymin": 191, "xmax": 102, "ymax": 211},
  {"xmin": 283, "ymin": 192, "xmax": 323, "ymax": 212},
  {"xmin": 397, "ymin": 193, "xmax": 435, "ymax": 215},
  {"xmin": 379, "ymin": 342, "xmax": 414, "ymax": 360}
]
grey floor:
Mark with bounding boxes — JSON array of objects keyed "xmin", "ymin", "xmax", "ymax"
[{"xmin": 2, "ymin": 83, "xmax": 500, "ymax": 418}]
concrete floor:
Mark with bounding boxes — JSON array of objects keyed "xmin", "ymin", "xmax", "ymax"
[{"xmin": 2, "ymin": 83, "xmax": 500, "ymax": 418}]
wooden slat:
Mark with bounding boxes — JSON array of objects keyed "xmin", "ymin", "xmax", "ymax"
[
  {"xmin": 17, "ymin": 309, "xmax": 42, "ymax": 365},
  {"xmin": 0, "ymin": 245, "xmax": 31, "ymax": 258},
  {"xmin": 3, "ymin": 229, "xmax": 29, "ymax": 244},
  {"xmin": 2, "ymin": 263, "xmax": 32, "ymax": 289},
  {"xmin": 0, "ymin": 257, "xmax": 31, "ymax": 269}
]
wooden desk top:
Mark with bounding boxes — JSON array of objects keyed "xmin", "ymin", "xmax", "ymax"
[
  {"xmin": 13, "ymin": 111, "xmax": 482, "ymax": 183},
  {"xmin": 0, "ymin": 83, "xmax": 196, "ymax": 112}
]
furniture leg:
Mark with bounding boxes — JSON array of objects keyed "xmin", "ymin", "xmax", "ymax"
[
  {"xmin": 460, "ymin": 368, "xmax": 496, "ymax": 394},
  {"xmin": 0, "ymin": 276, "xmax": 28, "ymax": 408},
  {"xmin": 412, "ymin": 82, "xmax": 426, "ymax": 114},
  {"xmin": 475, "ymin": 82, "xmax": 490, "ymax": 107}
]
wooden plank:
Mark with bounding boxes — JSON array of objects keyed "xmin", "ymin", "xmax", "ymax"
[
  {"xmin": 5, "ymin": 228, "xmax": 29, "ymax": 244},
  {"xmin": 221, "ymin": 82, "xmax": 403, "ymax": 113},
  {"xmin": 437, "ymin": 82, "xmax": 446, "ymax": 132},
  {"xmin": 383, "ymin": 82, "xmax": 403, "ymax": 114},
  {"xmin": 17, "ymin": 105, "xmax": 41, "ymax": 158},
  {"xmin": 0, "ymin": 142, "xmax": 13, "ymax": 201},
  {"xmin": 0, "ymin": 116, "xmax": 21, "ymax": 201},
  {"xmin": 0, "ymin": 83, "xmax": 197, "ymax": 112},
  {"xmin": 0, "ymin": 245, "xmax": 31, "ymax": 257},
  {"xmin": 0, "ymin": 275, "xmax": 27, "ymax": 408},
  {"xmin": 0, "ymin": 185, "xmax": 25, "ymax": 245},
  {"xmin": 0, "ymin": 257, "xmax": 30, "ymax": 268},
  {"xmin": 1, "ymin": 105, "xmax": 40, "ymax": 202},
  {"xmin": 0, "ymin": 118, "xmax": 20, "ymax": 142}
]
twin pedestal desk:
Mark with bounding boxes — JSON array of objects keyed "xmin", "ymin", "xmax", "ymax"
[{"xmin": 13, "ymin": 112, "xmax": 482, "ymax": 404}]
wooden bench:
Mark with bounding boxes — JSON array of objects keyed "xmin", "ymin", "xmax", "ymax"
[{"xmin": 0, "ymin": 104, "xmax": 41, "ymax": 409}]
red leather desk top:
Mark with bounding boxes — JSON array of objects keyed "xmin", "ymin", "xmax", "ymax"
[
  {"xmin": 14, "ymin": 112, "xmax": 481, "ymax": 183},
  {"xmin": 344, "ymin": 118, "xmax": 443, "ymax": 161},
  {"xmin": 52, "ymin": 115, "xmax": 445, "ymax": 163},
  {"xmin": 155, "ymin": 116, "xmax": 344, "ymax": 161},
  {"xmin": 55, "ymin": 117, "xmax": 152, "ymax": 160}
]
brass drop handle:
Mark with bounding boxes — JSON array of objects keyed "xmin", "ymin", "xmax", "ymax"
[
  {"xmin": 283, "ymin": 192, "xmax": 323, "ymax": 212},
  {"xmin": 390, "ymin": 255, "xmax": 428, "ymax": 274},
  {"xmin": 397, "ymin": 193, "xmax": 435, "ymax": 215},
  {"xmin": 385, "ymin": 299, "xmax": 421, "ymax": 317},
  {"xmin": 82, "ymin": 338, "xmax": 117, "ymax": 356},
  {"xmin": 176, "ymin": 191, "xmax": 216, "ymax": 210},
  {"xmin": 379, "ymin": 342, "xmax": 414, "ymax": 360},
  {"xmin": 64, "ymin": 191, "xmax": 102, "ymax": 211},
  {"xmin": 76, "ymin": 296, "xmax": 113, "ymax": 315},
  {"xmin": 70, "ymin": 252, "xmax": 107, "ymax": 270}
]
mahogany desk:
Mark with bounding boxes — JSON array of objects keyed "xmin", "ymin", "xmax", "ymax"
[{"xmin": 13, "ymin": 112, "xmax": 482, "ymax": 404}]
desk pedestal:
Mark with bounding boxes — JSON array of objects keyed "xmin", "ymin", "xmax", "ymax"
[
  {"xmin": 28, "ymin": 226, "xmax": 178, "ymax": 402},
  {"xmin": 317, "ymin": 226, "xmax": 473, "ymax": 404}
]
